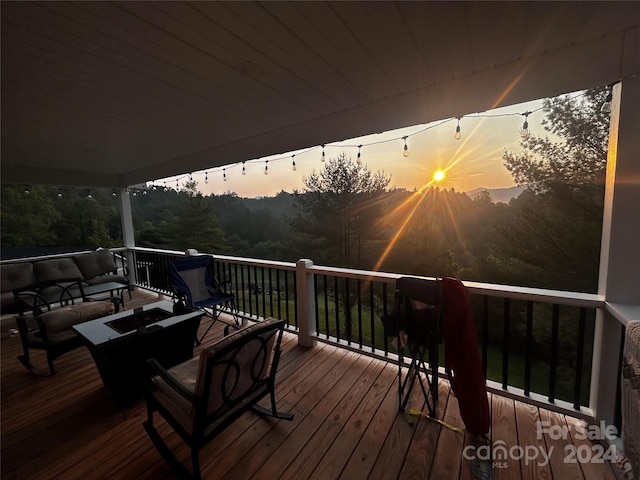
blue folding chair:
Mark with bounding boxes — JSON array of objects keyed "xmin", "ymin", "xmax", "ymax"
[{"xmin": 170, "ymin": 256, "xmax": 239, "ymax": 344}]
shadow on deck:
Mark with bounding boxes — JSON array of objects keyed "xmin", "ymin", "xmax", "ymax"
[{"xmin": 1, "ymin": 289, "xmax": 616, "ymax": 479}]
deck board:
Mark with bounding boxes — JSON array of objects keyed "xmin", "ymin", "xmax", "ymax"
[
  {"xmin": 491, "ymin": 393, "xmax": 523, "ymax": 478},
  {"xmin": 1, "ymin": 288, "xmax": 617, "ymax": 480}
]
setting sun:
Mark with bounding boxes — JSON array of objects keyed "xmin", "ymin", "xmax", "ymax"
[{"xmin": 433, "ymin": 169, "xmax": 446, "ymax": 182}]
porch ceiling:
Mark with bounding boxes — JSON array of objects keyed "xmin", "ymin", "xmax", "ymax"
[{"xmin": 1, "ymin": 1, "xmax": 639, "ymax": 189}]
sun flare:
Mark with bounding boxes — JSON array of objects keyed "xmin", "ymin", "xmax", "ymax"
[{"xmin": 433, "ymin": 169, "xmax": 446, "ymax": 182}]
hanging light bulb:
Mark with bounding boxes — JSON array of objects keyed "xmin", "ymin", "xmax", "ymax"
[
  {"xmin": 205, "ymin": 171, "xmax": 209, "ymax": 184},
  {"xmin": 24, "ymin": 185, "xmax": 30, "ymax": 195},
  {"xmin": 357, "ymin": 145, "xmax": 362, "ymax": 164},
  {"xmin": 455, "ymin": 118, "xmax": 462, "ymax": 140},
  {"xmin": 223, "ymin": 168, "xmax": 227, "ymax": 181},
  {"xmin": 87, "ymin": 190, "xmax": 93, "ymax": 199},
  {"xmin": 57, "ymin": 189, "xmax": 63, "ymax": 198},
  {"xmin": 601, "ymin": 87, "xmax": 613, "ymax": 113},
  {"xmin": 242, "ymin": 161, "xmax": 246, "ymax": 175},
  {"xmin": 402, "ymin": 136, "xmax": 409, "ymax": 157},
  {"xmin": 143, "ymin": 189, "xmax": 147, "ymax": 195},
  {"xmin": 292, "ymin": 155, "xmax": 297, "ymax": 171},
  {"xmin": 132, "ymin": 190, "xmax": 137, "ymax": 197},
  {"xmin": 189, "ymin": 172, "xmax": 193, "ymax": 181},
  {"xmin": 264, "ymin": 160, "xmax": 269, "ymax": 175},
  {"xmin": 321, "ymin": 144, "xmax": 326, "ymax": 162},
  {"xmin": 520, "ymin": 112, "xmax": 530, "ymax": 139}
]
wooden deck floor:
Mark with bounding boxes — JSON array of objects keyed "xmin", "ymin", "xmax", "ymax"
[{"xmin": 1, "ymin": 289, "xmax": 617, "ymax": 479}]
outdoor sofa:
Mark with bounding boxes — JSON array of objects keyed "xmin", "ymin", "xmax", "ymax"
[{"xmin": 1, "ymin": 248, "xmax": 130, "ymax": 313}]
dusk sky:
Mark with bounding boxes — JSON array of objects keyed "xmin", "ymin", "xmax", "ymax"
[{"xmin": 154, "ymin": 96, "xmax": 562, "ymax": 198}]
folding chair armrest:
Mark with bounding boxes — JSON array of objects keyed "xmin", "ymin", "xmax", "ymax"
[{"xmin": 145, "ymin": 358, "xmax": 196, "ymax": 403}]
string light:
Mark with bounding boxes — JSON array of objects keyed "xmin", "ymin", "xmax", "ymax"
[
  {"xmin": 112, "ymin": 189, "xmax": 117, "ymax": 197},
  {"xmin": 150, "ymin": 90, "xmax": 595, "ymax": 190},
  {"xmin": 24, "ymin": 185, "xmax": 30, "ymax": 195},
  {"xmin": 223, "ymin": 168, "xmax": 227, "ymax": 181},
  {"xmin": 87, "ymin": 190, "xmax": 93, "ymax": 199},
  {"xmin": 402, "ymin": 136, "xmax": 409, "ymax": 157},
  {"xmin": 520, "ymin": 112, "xmax": 530, "ymax": 139},
  {"xmin": 57, "ymin": 189, "xmax": 63, "ymax": 198},
  {"xmin": 205, "ymin": 171, "xmax": 208, "ymax": 184}
]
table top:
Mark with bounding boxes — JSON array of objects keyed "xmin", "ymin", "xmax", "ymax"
[
  {"xmin": 16, "ymin": 280, "xmax": 128, "ymax": 312},
  {"xmin": 82, "ymin": 281, "xmax": 128, "ymax": 296},
  {"xmin": 72, "ymin": 300, "xmax": 202, "ymax": 346}
]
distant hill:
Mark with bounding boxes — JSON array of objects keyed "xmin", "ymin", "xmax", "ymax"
[{"xmin": 465, "ymin": 185, "xmax": 526, "ymax": 203}]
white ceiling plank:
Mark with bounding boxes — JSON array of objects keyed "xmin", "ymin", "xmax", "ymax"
[
  {"xmin": 330, "ymin": 1, "xmax": 433, "ymax": 94},
  {"xmin": 1, "ymin": 1, "xmax": 638, "ymax": 188}
]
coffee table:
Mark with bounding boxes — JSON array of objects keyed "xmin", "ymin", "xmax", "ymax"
[{"xmin": 73, "ymin": 300, "xmax": 203, "ymax": 405}]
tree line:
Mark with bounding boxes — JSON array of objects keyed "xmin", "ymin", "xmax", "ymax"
[{"xmin": 1, "ymin": 88, "xmax": 608, "ymax": 294}]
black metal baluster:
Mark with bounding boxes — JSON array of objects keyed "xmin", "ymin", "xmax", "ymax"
[
  {"xmin": 276, "ymin": 269, "xmax": 282, "ymax": 320},
  {"xmin": 334, "ymin": 276, "xmax": 340, "ymax": 342},
  {"xmin": 502, "ymin": 298, "xmax": 510, "ymax": 390},
  {"xmin": 314, "ymin": 274, "xmax": 320, "ymax": 334},
  {"xmin": 357, "ymin": 279, "xmax": 363, "ymax": 348},
  {"xmin": 382, "ymin": 283, "xmax": 389, "ymax": 355},
  {"xmin": 482, "ymin": 296, "xmax": 489, "ymax": 379},
  {"xmin": 573, "ymin": 307, "xmax": 586, "ymax": 410},
  {"xmin": 291, "ymin": 271, "xmax": 297, "ymax": 328},
  {"xmin": 524, "ymin": 301, "xmax": 533, "ymax": 396},
  {"xmin": 345, "ymin": 278, "xmax": 352, "ymax": 345},
  {"xmin": 241, "ymin": 265, "xmax": 248, "ymax": 316},
  {"xmin": 323, "ymin": 276, "xmax": 329, "ymax": 339},
  {"xmin": 267, "ymin": 268, "xmax": 274, "ymax": 317},
  {"xmin": 369, "ymin": 280, "xmax": 375, "ymax": 352},
  {"xmin": 260, "ymin": 267, "xmax": 266, "ymax": 319},
  {"xmin": 549, "ymin": 304, "xmax": 559, "ymax": 403}
]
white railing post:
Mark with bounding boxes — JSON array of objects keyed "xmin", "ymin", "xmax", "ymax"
[
  {"xmin": 118, "ymin": 188, "xmax": 138, "ymax": 285},
  {"xmin": 591, "ymin": 78, "xmax": 640, "ymax": 426},
  {"xmin": 296, "ymin": 258, "xmax": 317, "ymax": 348}
]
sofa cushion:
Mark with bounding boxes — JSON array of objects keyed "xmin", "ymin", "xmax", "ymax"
[
  {"xmin": 1, "ymin": 263, "xmax": 35, "ymax": 293},
  {"xmin": 33, "ymin": 258, "xmax": 83, "ymax": 284},
  {"xmin": 85, "ymin": 274, "xmax": 129, "ymax": 287},
  {"xmin": 74, "ymin": 250, "xmax": 118, "ymax": 281},
  {"xmin": 1, "ymin": 263, "xmax": 35, "ymax": 310},
  {"xmin": 38, "ymin": 301, "xmax": 115, "ymax": 338}
]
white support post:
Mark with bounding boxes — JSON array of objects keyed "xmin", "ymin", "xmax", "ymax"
[
  {"xmin": 591, "ymin": 77, "xmax": 640, "ymax": 426},
  {"xmin": 296, "ymin": 258, "xmax": 317, "ymax": 348},
  {"xmin": 118, "ymin": 188, "xmax": 138, "ymax": 286}
]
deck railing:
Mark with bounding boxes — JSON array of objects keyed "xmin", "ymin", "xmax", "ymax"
[
  {"xmin": 128, "ymin": 247, "xmax": 610, "ymax": 418},
  {"xmin": 0, "ymin": 248, "xmax": 615, "ymax": 420}
]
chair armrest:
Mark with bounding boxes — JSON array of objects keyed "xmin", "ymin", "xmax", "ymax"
[
  {"xmin": 14, "ymin": 278, "xmax": 83, "ymax": 315},
  {"xmin": 145, "ymin": 358, "xmax": 196, "ymax": 403}
]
